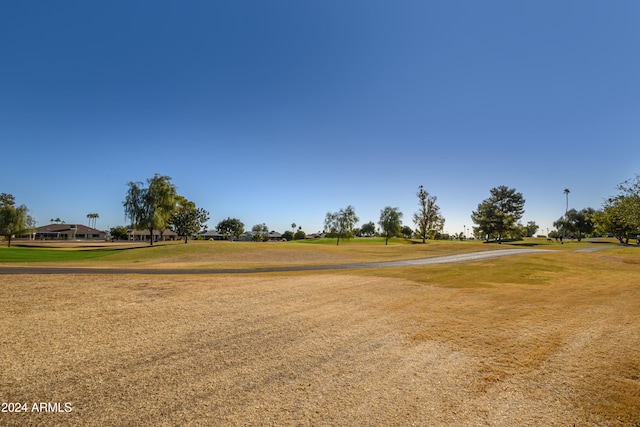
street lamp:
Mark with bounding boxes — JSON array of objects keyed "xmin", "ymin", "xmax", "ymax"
[{"xmin": 563, "ymin": 188, "xmax": 570, "ymax": 240}]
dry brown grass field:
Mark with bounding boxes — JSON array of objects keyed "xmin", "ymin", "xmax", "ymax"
[{"xmin": 1, "ymin": 241, "xmax": 639, "ymax": 426}]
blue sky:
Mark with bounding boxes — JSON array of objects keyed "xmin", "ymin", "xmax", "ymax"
[{"xmin": 2, "ymin": 1, "xmax": 639, "ymax": 236}]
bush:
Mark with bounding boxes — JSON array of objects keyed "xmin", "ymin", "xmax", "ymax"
[{"xmin": 282, "ymin": 231, "xmax": 294, "ymax": 241}]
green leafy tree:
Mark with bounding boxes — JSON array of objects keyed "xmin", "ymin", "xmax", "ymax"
[
  {"xmin": 359, "ymin": 221, "xmax": 376, "ymax": 237},
  {"xmin": 552, "ymin": 217, "xmax": 568, "ymax": 241},
  {"xmin": 324, "ymin": 205, "xmax": 359, "ymax": 246},
  {"xmin": 217, "ymin": 217, "xmax": 245, "ymax": 241},
  {"xmin": 378, "ymin": 206, "xmax": 403, "ymax": 245},
  {"xmin": 170, "ymin": 196, "xmax": 210, "ymax": 243},
  {"xmin": 109, "ymin": 226, "xmax": 128, "ymax": 241},
  {"xmin": 401, "ymin": 225, "xmax": 413, "ymax": 239},
  {"xmin": 123, "ymin": 174, "xmax": 177, "ymax": 246},
  {"xmin": 471, "ymin": 186, "xmax": 525, "ymax": 243},
  {"xmin": 597, "ymin": 201, "xmax": 633, "ymax": 243},
  {"xmin": 294, "ymin": 229, "xmax": 306, "ymax": 240},
  {"xmin": 0, "ymin": 193, "xmax": 35, "ymax": 247},
  {"xmin": 556, "ymin": 208, "xmax": 595, "ymax": 241},
  {"xmin": 413, "ymin": 185, "xmax": 445, "ymax": 243},
  {"xmin": 251, "ymin": 223, "xmax": 269, "ymax": 242},
  {"xmin": 282, "ymin": 230, "xmax": 294, "ymax": 241},
  {"xmin": 525, "ymin": 221, "xmax": 539, "ymax": 237},
  {"xmin": 597, "ymin": 175, "xmax": 640, "ymax": 244}
]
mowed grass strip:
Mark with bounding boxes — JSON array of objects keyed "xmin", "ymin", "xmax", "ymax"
[
  {"xmin": 0, "ymin": 237, "xmax": 621, "ymax": 269},
  {"xmin": 1, "ymin": 249, "xmax": 638, "ymax": 425},
  {"xmin": 0, "ymin": 247, "xmax": 118, "ymax": 262}
]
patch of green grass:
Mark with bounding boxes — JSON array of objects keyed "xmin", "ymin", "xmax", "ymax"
[
  {"xmin": 506, "ymin": 238, "xmax": 620, "ymax": 250},
  {"xmin": 292, "ymin": 237, "xmax": 416, "ymax": 245},
  {"xmin": 0, "ymin": 237, "xmax": 624, "ymax": 267},
  {"xmin": 0, "ymin": 247, "xmax": 120, "ymax": 263}
]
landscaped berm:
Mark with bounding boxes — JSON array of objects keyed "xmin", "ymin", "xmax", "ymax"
[{"xmin": 1, "ymin": 239, "xmax": 639, "ymax": 426}]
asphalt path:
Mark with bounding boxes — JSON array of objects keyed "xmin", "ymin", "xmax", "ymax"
[{"xmin": 0, "ymin": 248, "xmax": 557, "ymax": 275}]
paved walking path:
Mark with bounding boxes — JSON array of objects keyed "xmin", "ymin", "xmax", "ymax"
[{"xmin": 0, "ymin": 248, "xmax": 558, "ymax": 275}]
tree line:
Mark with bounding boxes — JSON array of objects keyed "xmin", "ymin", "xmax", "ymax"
[{"xmin": 3, "ymin": 174, "xmax": 640, "ymax": 247}]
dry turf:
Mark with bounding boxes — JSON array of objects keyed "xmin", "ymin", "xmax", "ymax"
[{"xmin": 1, "ymin": 247, "xmax": 639, "ymax": 426}]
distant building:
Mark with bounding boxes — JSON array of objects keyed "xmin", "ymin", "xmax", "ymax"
[
  {"xmin": 196, "ymin": 230, "xmax": 285, "ymax": 241},
  {"xmin": 197, "ymin": 230, "xmax": 226, "ymax": 240},
  {"xmin": 34, "ymin": 224, "xmax": 106, "ymax": 240},
  {"xmin": 126, "ymin": 229, "xmax": 178, "ymax": 242},
  {"xmin": 266, "ymin": 231, "xmax": 284, "ymax": 241},
  {"xmin": 305, "ymin": 233, "xmax": 325, "ymax": 239}
]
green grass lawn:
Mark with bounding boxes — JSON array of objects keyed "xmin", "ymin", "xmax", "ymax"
[
  {"xmin": 0, "ymin": 237, "xmax": 623, "ymax": 266},
  {"xmin": 0, "ymin": 246, "xmax": 120, "ymax": 262}
]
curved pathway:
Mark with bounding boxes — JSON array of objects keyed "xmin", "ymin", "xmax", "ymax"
[{"xmin": 0, "ymin": 248, "xmax": 555, "ymax": 275}]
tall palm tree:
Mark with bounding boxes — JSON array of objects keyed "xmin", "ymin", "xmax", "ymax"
[{"xmin": 87, "ymin": 213, "xmax": 99, "ymax": 228}]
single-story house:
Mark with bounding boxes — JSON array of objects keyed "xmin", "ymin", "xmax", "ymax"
[
  {"xmin": 196, "ymin": 230, "xmax": 285, "ymax": 241},
  {"xmin": 265, "ymin": 231, "xmax": 284, "ymax": 241},
  {"xmin": 197, "ymin": 230, "xmax": 227, "ymax": 240},
  {"xmin": 35, "ymin": 224, "xmax": 107, "ymax": 240},
  {"xmin": 127, "ymin": 229, "xmax": 178, "ymax": 242},
  {"xmin": 246, "ymin": 230, "xmax": 285, "ymax": 241},
  {"xmin": 305, "ymin": 233, "xmax": 325, "ymax": 239}
]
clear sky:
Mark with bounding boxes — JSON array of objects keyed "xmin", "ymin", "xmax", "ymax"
[{"xmin": 2, "ymin": 1, "xmax": 639, "ymax": 236}]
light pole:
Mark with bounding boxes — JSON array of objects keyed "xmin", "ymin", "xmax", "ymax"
[{"xmin": 563, "ymin": 188, "xmax": 570, "ymax": 240}]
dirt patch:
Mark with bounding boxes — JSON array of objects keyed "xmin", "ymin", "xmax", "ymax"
[{"xmin": 1, "ymin": 272, "xmax": 639, "ymax": 426}]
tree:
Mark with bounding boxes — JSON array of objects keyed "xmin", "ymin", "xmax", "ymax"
[
  {"xmin": 378, "ymin": 206, "xmax": 403, "ymax": 245},
  {"xmin": 170, "ymin": 196, "xmax": 210, "ymax": 243},
  {"xmin": 413, "ymin": 185, "xmax": 445, "ymax": 243},
  {"xmin": 109, "ymin": 226, "xmax": 128, "ymax": 241},
  {"xmin": 324, "ymin": 205, "xmax": 359, "ymax": 246},
  {"xmin": 471, "ymin": 186, "xmax": 525, "ymax": 243},
  {"xmin": 294, "ymin": 229, "xmax": 306, "ymax": 240},
  {"xmin": 360, "ymin": 221, "xmax": 376, "ymax": 237},
  {"xmin": 597, "ymin": 175, "xmax": 640, "ymax": 244},
  {"xmin": 123, "ymin": 174, "xmax": 177, "ymax": 246},
  {"xmin": 251, "ymin": 223, "xmax": 269, "ymax": 242},
  {"xmin": 0, "ymin": 193, "xmax": 35, "ymax": 247},
  {"xmin": 86, "ymin": 213, "xmax": 99, "ymax": 228},
  {"xmin": 525, "ymin": 221, "xmax": 539, "ymax": 237},
  {"xmin": 282, "ymin": 230, "xmax": 294, "ymax": 241},
  {"xmin": 401, "ymin": 225, "xmax": 413, "ymax": 239},
  {"xmin": 217, "ymin": 217, "xmax": 245, "ymax": 241},
  {"xmin": 557, "ymin": 208, "xmax": 595, "ymax": 241},
  {"xmin": 552, "ymin": 217, "xmax": 567, "ymax": 240}
]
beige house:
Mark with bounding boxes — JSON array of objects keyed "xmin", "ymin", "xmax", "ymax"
[
  {"xmin": 126, "ymin": 229, "xmax": 178, "ymax": 242},
  {"xmin": 35, "ymin": 224, "xmax": 106, "ymax": 240}
]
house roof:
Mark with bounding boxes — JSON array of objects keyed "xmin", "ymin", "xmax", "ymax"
[
  {"xmin": 198, "ymin": 230, "xmax": 224, "ymax": 237},
  {"xmin": 127, "ymin": 229, "xmax": 178, "ymax": 236},
  {"xmin": 35, "ymin": 224, "xmax": 103, "ymax": 234}
]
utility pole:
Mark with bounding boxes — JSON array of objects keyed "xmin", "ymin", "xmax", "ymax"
[{"xmin": 563, "ymin": 188, "xmax": 570, "ymax": 240}]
